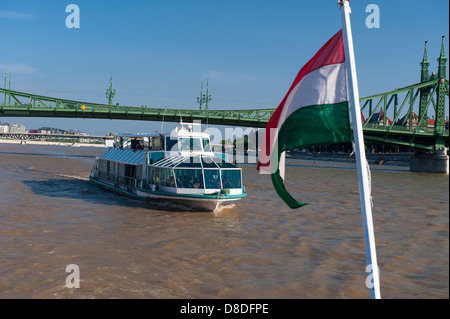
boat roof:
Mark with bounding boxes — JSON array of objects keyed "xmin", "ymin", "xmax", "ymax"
[
  {"xmin": 152, "ymin": 155, "xmax": 239, "ymax": 169},
  {"xmin": 114, "ymin": 133, "xmax": 161, "ymax": 138},
  {"xmin": 113, "ymin": 131, "xmax": 210, "ymax": 138},
  {"xmin": 165, "ymin": 131, "xmax": 210, "ymax": 138},
  {"xmin": 99, "ymin": 148, "xmax": 144, "ymax": 165},
  {"xmin": 113, "ymin": 123, "xmax": 210, "ymax": 139}
]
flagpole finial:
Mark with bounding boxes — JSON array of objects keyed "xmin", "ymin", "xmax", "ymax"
[
  {"xmin": 338, "ymin": 0, "xmax": 351, "ymax": 12},
  {"xmin": 337, "ymin": 0, "xmax": 349, "ymax": 7}
]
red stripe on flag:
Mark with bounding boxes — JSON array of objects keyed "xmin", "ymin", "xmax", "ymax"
[{"xmin": 257, "ymin": 30, "xmax": 345, "ymax": 171}]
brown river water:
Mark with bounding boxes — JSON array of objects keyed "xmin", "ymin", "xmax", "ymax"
[{"xmin": 0, "ymin": 143, "xmax": 448, "ymax": 299}]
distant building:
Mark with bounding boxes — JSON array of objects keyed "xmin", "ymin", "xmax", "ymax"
[
  {"xmin": 79, "ymin": 133, "xmax": 91, "ymax": 143},
  {"xmin": 38, "ymin": 127, "xmax": 53, "ymax": 134},
  {"xmin": 8, "ymin": 123, "xmax": 27, "ymax": 133},
  {"xmin": 367, "ymin": 111, "xmax": 392, "ymax": 126},
  {"xmin": 396, "ymin": 112, "xmax": 435, "ymax": 129},
  {"xmin": 0, "ymin": 122, "xmax": 9, "ymax": 133},
  {"xmin": 399, "ymin": 112, "xmax": 419, "ymax": 128},
  {"xmin": 37, "ymin": 127, "xmax": 78, "ymax": 135}
]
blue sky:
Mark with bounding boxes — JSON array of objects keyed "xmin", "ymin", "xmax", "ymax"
[{"xmin": 0, "ymin": 0, "xmax": 448, "ymax": 135}]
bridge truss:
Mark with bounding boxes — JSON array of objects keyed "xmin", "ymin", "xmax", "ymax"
[{"xmin": 1, "ymin": 40, "xmax": 448, "ymax": 151}]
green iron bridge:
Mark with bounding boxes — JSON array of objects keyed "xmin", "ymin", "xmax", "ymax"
[{"xmin": 1, "ymin": 39, "xmax": 448, "ymax": 151}]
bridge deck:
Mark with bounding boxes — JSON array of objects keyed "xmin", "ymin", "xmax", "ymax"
[{"xmin": 1, "ymin": 78, "xmax": 448, "ymax": 150}]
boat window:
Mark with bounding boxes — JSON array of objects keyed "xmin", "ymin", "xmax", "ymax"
[
  {"xmin": 166, "ymin": 169, "xmax": 176, "ymax": 187},
  {"xmin": 131, "ymin": 138, "xmax": 145, "ymax": 150},
  {"xmin": 176, "ymin": 156, "xmax": 202, "ymax": 168},
  {"xmin": 122, "ymin": 137, "xmax": 131, "ymax": 149},
  {"xmin": 125, "ymin": 164, "xmax": 136, "ymax": 178},
  {"xmin": 136, "ymin": 165, "xmax": 143, "ymax": 180},
  {"xmin": 160, "ymin": 168, "xmax": 166, "ymax": 186},
  {"xmin": 214, "ymin": 157, "xmax": 238, "ymax": 169},
  {"xmin": 174, "ymin": 169, "xmax": 204, "ymax": 189},
  {"xmin": 221, "ymin": 169, "xmax": 241, "ymax": 189},
  {"xmin": 165, "ymin": 136, "xmax": 178, "ymax": 152},
  {"xmin": 160, "ymin": 136, "xmax": 165, "ymax": 151},
  {"xmin": 202, "ymin": 138, "xmax": 211, "ymax": 152},
  {"xmin": 148, "ymin": 166, "xmax": 154, "ymax": 184},
  {"xmin": 204, "ymin": 169, "xmax": 221, "ymax": 189},
  {"xmin": 143, "ymin": 137, "xmax": 150, "ymax": 150},
  {"xmin": 114, "ymin": 137, "xmax": 122, "ymax": 148},
  {"xmin": 179, "ymin": 138, "xmax": 202, "ymax": 152},
  {"xmin": 201, "ymin": 156, "xmax": 218, "ymax": 168},
  {"xmin": 161, "ymin": 168, "xmax": 174, "ymax": 187},
  {"xmin": 155, "ymin": 167, "xmax": 161, "ymax": 186},
  {"xmin": 151, "ymin": 136, "xmax": 161, "ymax": 151},
  {"xmin": 98, "ymin": 159, "xmax": 107, "ymax": 171}
]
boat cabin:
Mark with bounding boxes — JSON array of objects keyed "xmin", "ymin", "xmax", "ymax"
[
  {"xmin": 147, "ymin": 154, "xmax": 243, "ymax": 195},
  {"xmin": 95, "ymin": 124, "xmax": 242, "ymax": 194}
]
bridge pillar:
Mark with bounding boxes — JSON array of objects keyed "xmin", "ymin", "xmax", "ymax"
[{"xmin": 410, "ymin": 148, "xmax": 449, "ymax": 174}]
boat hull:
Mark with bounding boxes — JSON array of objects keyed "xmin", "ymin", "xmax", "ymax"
[{"xmin": 90, "ymin": 177, "xmax": 244, "ymax": 212}]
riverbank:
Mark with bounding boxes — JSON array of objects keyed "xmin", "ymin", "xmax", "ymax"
[{"xmin": 0, "ymin": 138, "xmax": 105, "ymax": 148}]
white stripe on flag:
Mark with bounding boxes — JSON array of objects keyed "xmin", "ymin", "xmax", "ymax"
[{"xmin": 278, "ymin": 63, "xmax": 348, "ymax": 129}]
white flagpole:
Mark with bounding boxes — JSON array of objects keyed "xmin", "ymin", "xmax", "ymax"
[{"xmin": 339, "ymin": 0, "xmax": 381, "ymax": 299}]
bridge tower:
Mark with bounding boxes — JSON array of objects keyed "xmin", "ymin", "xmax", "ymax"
[
  {"xmin": 417, "ymin": 37, "xmax": 448, "ymax": 148},
  {"xmin": 411, "ymin": 36, "xmax": 449, "ymax": 173},
  {"xmin": 196, "ymin": 79, "xmax": 212, "ymax": 111},
  {"xmin": 435, "ymin": 36, "xmax": 448, "ymax": 138},
  {"xmin": 418, "ymin": 41, "xmax": 431, "ymax": 131},
  {"xmin": 105, "ymin": 75, "xmax": 116, "ymax": 106}
]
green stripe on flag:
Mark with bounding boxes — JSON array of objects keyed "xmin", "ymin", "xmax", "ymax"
[
  {"xmin": 272, "ymin": 102, "xmax": 352, "ymax": 208},
  {"xmin": 278, "ymin": 102, "xmax": 351, "ymax": 151},
  {"xmin": 271, "ymin": 170, "xmax": 308, "ymax": 209}
]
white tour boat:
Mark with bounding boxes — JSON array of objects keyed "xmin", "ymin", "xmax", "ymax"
[{"xmin": 89, "ymin": 123, "xmax": 247, "ymax": 211}]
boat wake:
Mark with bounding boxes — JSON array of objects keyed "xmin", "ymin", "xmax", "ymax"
[
  {"xmin": 214, "ymin": 203, "xmax": 236, "ymax": 214},
  {"xmin": 59, "ymin": 174, "xmax": 90, "ymax": 181}
]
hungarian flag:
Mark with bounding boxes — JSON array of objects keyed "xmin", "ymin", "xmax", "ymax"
[{"xmin": 257, "ymin": 30, "xmax": 352, "ymax": 209}]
